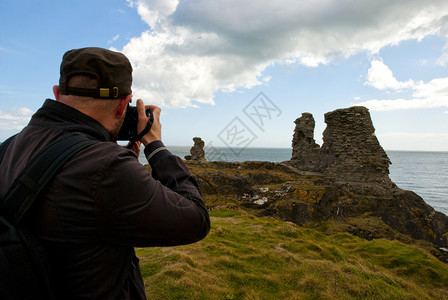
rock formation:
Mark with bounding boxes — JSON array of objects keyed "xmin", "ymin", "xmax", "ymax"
[
  {"xmin": 183, "ymin": 106, "xmax": 448, "ymax": 262},
  {"xmin": 291, "ymin": 113, "xmax": 321, "ymax": 171},
  {"xmin": 185, "ymin": 137, "xmax": 206, "ymax": 162},
  {"xmin": 187, "ymin": 160, "xmax": 448, "ymax": 262},
  {"xmin": 321, "ymin": 106, "xmax": 391, "ymax": 185},
  {"xmin": 289, "ymin": 106, "xmax": 393, "ymax": 194}
]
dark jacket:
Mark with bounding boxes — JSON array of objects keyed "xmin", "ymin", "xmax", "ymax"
[{"xmin": 0, "ymin": 99, "xmax": 210, "ymax": 299}]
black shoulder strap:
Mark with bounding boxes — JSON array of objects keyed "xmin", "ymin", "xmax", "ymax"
[
  {"xmin": 1, "ymin": 135, "xmax": 96, "ymax": 225},
  {"xmin": 0, "ymin": 134, "xmax": 18, "ymax": 164}
]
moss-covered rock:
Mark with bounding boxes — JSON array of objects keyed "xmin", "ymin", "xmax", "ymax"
[{"xmin": 186, "ymin": 160, "xmax": 448, "ymax": 262}]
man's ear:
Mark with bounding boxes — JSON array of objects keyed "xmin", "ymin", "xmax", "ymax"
[
  {"xmin": 116, "ymin": 94, "xmax": 132, "ymax": 119},
  {"xmin": 53, "ymin": 85, "xmax": 60, "ymax": 101}
]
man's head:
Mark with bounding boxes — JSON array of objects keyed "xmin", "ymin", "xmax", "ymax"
[
  {"xmin": 59, "ymin": 47, "xmax": 132, "ymax": 99},
  {"xmin": 54, "ymin": 47, "xmax": 133, "ymax": 139}
]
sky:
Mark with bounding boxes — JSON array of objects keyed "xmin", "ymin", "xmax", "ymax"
[{"xmin": 1, "ymin": 0, "xmax": 448, "ymax": 152}]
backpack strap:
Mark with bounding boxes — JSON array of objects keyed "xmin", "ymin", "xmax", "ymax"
[
  {"xmin": 1, "ymin": 135, "xmax": 96, "ymax": 225},
  {"xmin": 0, "ymin": 134, "xmax": 18, "ymax": 164}
]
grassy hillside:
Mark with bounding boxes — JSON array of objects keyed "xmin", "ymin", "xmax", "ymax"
[{"xmin": 136, "ymin": 208, "xmax": 448, "ymax": 299}]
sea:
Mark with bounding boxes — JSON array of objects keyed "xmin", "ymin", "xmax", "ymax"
[{"xmin": 139, "ymin": 146, "xmax": 448, "ymax": 216}]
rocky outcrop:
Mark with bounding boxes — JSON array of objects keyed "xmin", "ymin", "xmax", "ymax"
[
  {"xmin": 288, "ymin": 106, "xmax": 394, "ymax": 195},
  {"xmin": 184, "ymin": 106, "xmax": 448, "ymax": 262},
  {"xmin": 291, "ymin": 113, "xmax": 321, "ymax": 171},
  {"xmin": 321, "ymin": 106, "xmax": 391, "ymax": 185},
  {"xmin": 185, "ymin": 137, "xmax": 206, "ymax": 162},
  {"xmin": 187, "ymin": 160, "xmax": 448, "ymax": 262}
]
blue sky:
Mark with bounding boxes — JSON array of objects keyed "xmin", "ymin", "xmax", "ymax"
[{"xmin": 1, "ymin": 0, "xmax": 448, "ymax": 151}]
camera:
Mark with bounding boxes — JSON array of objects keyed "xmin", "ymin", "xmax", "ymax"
[{"xmin": 117, "ymin": 104, "xmax": 152, "ymax": 141}]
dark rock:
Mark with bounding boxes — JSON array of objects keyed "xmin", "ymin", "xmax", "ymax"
[
  {"xmin": 321, "ymin": 106, "xmax": 391, "ymax": 186},
  {"xmin": 193, "ymin": 170, "xmax": 252, "ymax": 196},
  {"xmin": 274, "ymin": 201, "xmax": 314, "ymax": 225},
  {"xmin": 185, "ymin": 107, "xmax": 448, "ymax": 261},
  {"xmin": 291, "ymin": 113, "xmax": 321, "ymax": 171},
  {"xmin": 369, "ymin": 190, "xmax": 448, "ymax": 248},
  {"xmin": 185, "ymin": 137, "xmax": 206, "ymax": 162},
  {"xmin": 287, "ymin": 106, "xmax": 396, "ymax": 196}
]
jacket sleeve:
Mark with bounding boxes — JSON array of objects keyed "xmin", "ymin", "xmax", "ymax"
[{"xmin": 94, "ymin": 142, "xmax": 210, "ymax": 247}]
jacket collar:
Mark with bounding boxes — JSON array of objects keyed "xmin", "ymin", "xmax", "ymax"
[{"xmin": 29, "ymin": 99, "xmax": 112, "ymax": 141}]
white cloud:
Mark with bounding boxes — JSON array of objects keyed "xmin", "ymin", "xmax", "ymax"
[
  {"xmin": 435, "ymin": 42, "xmax": 448, "ymax": 66},
  {"xmin": 357, "ymin": 98, "xmax": 445, "ymax": 111},
  {"xmin": 414, "ymin": 77, "xmax": 448, "ymax": 98},
  {"xmin": 122, "ymin": 0, "xmax": 448, "ymax": 108},
  {"xmin": 436, "ymin": 51, "xmax": 448, "ymax": 66},
  {"xmin": 0, "ymin": 107, "xmax": 34, "ymax": 131},
  {"xmin": 359, "ymin": 73, "xmax": 448, "ymax": 111},
  {"xmin": 123, "ymin": 30, "xmax": 269, "ymax": 107},
  {"xmin": 108, "ymin": 34, "xmax": 120, "ymax": 44},
  {"xmin": 364, "ymin": 60, "xmax": 415, "ymax": 90}
]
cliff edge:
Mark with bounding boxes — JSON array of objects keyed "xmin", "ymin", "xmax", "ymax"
[{"xmin": 185, "ymin": 106, "xmax": 448, "ymax": 262}]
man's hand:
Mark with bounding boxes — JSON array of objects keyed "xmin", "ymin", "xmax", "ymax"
[
  {"xmin": 137, "ymin": 99, "xmax": 162, "ymax": 146},
  {"xmin": 127, "ymin": 140, "xmax": 141, "ymax": 156}
]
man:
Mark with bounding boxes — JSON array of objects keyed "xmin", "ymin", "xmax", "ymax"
[{"xmin": 0, "ymin": 47, "xmax": 210, "ymax": 299}]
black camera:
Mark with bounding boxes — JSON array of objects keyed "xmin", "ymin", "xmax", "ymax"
[{"xmin": 117, "ymin": 105, "xmax": 152, "ymax": 141}]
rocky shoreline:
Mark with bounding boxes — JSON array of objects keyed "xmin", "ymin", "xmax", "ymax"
[{"xmin": 183, "ymin": 106, "xmax": 448, "ymax": 262}]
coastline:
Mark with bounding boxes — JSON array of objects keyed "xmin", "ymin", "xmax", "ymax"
[
  {"xmin": 139, "ymin": 146, "xmax": 448, "ymax": 216},
  {"xmin": 182, "ymin": 159, "xmax": 448, "ymax": 262}
]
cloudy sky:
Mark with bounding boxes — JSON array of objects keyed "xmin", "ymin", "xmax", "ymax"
[{"xmin": 1, "ymin": 0, "xmax": 448, "ymax": 151}]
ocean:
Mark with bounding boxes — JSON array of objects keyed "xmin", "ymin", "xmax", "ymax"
[
  {"xmin": 140, "ymin": 146, "xmax": 448, "ymax": 216},
  {"xmin": 387, "ymin": 151, "xmax": 448, "ymax": 216}
]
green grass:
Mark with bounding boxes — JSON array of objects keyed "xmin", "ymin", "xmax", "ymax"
[{"xmin": 136, "ymin": 209, "xmax": 448, "ymax": 299}]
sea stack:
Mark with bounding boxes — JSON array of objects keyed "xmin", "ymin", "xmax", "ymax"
[
  {"xmin": 291, "ymin": 112, "xmax": 321, "ymax": 171},
  {"xmin": 290, "ymin": 106, "xmax": 393, "ymax": 189},
  {"xmin": 185, "ymin": 137, "xmax": 207, "ymax": 162},
  {"xmin": 321, "ymin": 106, "xmax": 391, "ymax": 184}
]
